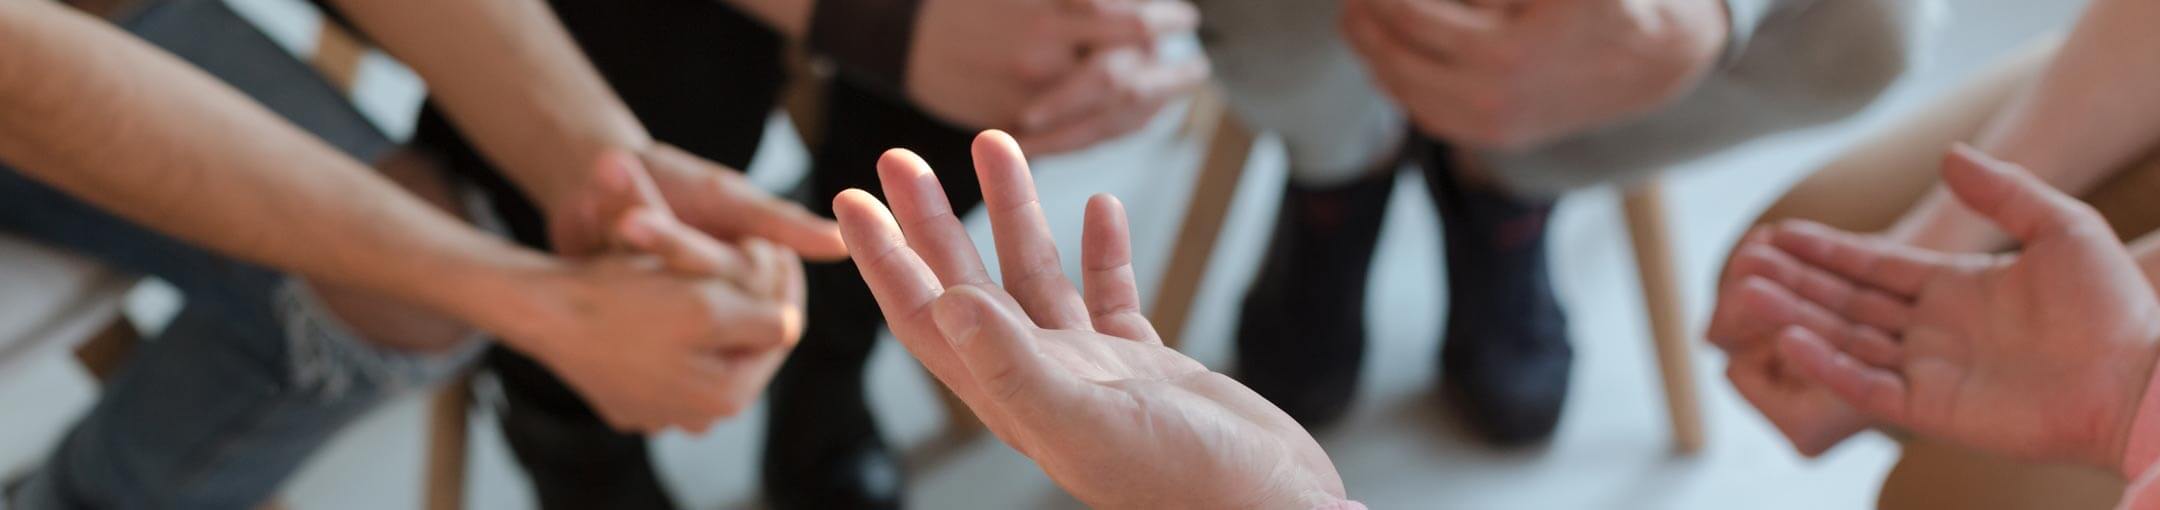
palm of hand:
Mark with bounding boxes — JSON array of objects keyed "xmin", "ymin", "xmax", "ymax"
[
  {"xmin": 1769, "ymin": 147, "xmax": 2160, "ymax": 470},
  {"xmin": 1020, "ymin": 328, "xmax": 1336, "ymax": 508},
  {"xmin": 835, "ymin": 132, "xmax": 1346, "ymax": 509},
  {"xmin": 1897, "ymin": 230, "xmax": 2160, "ymax": 463}
]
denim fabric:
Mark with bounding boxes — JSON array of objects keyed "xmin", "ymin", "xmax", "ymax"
[{"xmin": 2, "ymin": 0, "xmax": 478, "ymax": 506}]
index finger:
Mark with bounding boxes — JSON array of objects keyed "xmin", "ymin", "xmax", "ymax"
[
  {"xmin": 1769, "ymin": 220, "xmax": 1946, "ymax": 298},
  {"xmin": 834, "ymin": 189, "xmax": 985, "ymax": 400}
]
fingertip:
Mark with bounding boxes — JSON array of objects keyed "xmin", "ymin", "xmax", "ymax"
[
  {"xmin": 976, "ymin": 129, "xmax": 1022, "ymax": 156},
  {"xmin": 831, "ymin": 189, "xmax": 895, "ymax": 252},
  {"xmin": 831, "ymin": 189, "xmax": 880, "ymax": 219},
  {"xmin": 1085, "ymin": 193, "xmax": 1125, "ymax": 219},
  {"xmin": 877, "ymin": 148, "xmax": 932, "ymax": 180}
]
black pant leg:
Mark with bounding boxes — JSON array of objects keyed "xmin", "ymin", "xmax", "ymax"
[
  {"xmin": 758, "ymin": 76, "xmax": 980, "ymax": 508},
  {"xmin": 386, "ymin": 1, "xmax": 787, "ymax": 508}
]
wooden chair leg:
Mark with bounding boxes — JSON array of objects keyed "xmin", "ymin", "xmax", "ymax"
[
  {"xmin": 1148, "ymin": 88, "xmax": 1254, "ymax": 349},
  {"xmin": 310, "ymin": 20, "xmax": 366, "ymax": 95},
  {"xmin": 424, "ymin": 374, "xmax": 473, "ymax": 510},
  {"xmin": 1623, "ymin": 183, "xmax": 1705, "ymax": 454},
  {"xmin": 72, "ymin": 318, "xmax": 139, "ymax": 383}
]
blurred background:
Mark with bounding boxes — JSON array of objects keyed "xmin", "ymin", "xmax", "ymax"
[{"xmin": 0, "ymin": 0, "xmax": 2089, "ymax": 507}]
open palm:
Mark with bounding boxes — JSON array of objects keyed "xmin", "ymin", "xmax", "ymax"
[
  {"xmin": 833, "ymin": 131, "xmax": 1348, "ymax": 508},
  {"xmin": 1769, "ymin": 146, "xmax": 2160, "ymax": 471}
]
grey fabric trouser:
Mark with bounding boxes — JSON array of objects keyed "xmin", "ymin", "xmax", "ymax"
[{"xmin": 1195, "ymin": 0, "xmax": 1406, "ymax": 187}]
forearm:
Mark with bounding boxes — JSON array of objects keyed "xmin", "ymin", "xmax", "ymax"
[
  {"xmin": 1891, "ymin": 0, "xmax": 2160, "ymax": 251},
  {"xmin": 323, "ymin": 0, "xmax": 650, "ymax": 211},
  {"xmin": 1478, "ymin": 0, "xmax": 1922, "ymax": 193},
  {"xmin": 0, "ymin": 0, "xmax": 558, "ymax": 346}
]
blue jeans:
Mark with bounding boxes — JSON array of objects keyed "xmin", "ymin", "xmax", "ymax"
[{"xmin": 3, "ymin": 0, "xmax": 479, "ymax": 507}]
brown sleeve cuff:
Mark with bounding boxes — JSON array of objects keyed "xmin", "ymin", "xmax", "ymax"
[{"xmin": 807, "ymin": 0, "xmax": 923, "ymax": 96}]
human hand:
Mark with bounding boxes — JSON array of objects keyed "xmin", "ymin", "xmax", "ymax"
[
  {"xmin": 834, "ymin": 131, "xmax": 1349, "ymax": 508},
  {"xmin": 545, "ymin": 144, "xmax": 842, "ymax": 262},
  {"xmin": 1768, "ymin": 145, "xmax": 2160, "ymax": 472},
  {"xmin": 909, "ymin": 0, "xmax": 1208, "ymax": 155},
  {"xmin": 491, "ymin": 157, "xmax": 807, "ymax": 433},
  {"xmin": 1706, "ymin": 228, "xmax": 1876, "ymax": 456},
  {"xmin": 1341, "ymin": 0, "xmax": 1728, "ymax": 149}
]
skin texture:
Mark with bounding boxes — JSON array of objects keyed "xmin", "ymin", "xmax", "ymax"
[
  {"xmin": 727, "ymin": 0, "xmax": 1210, "ymax": 155},
  {"xmin": 1711, "ymin": 0, "xmax": 2160, "ymax": 457},
  {"xmin": 0, "ymin": 0, "xmax": 800, "ymax": 434},
  {"xmin": 835, "ymin": 131, "xmax": 1348, "ymax": 509},
  {"xmin": 309, "ymin": 0, "xmax": 847, "ymax": 432},
  {"xmin": 1885, "ymin": 0, "xmax": 2160, "ymax": 252},
  {"xmin": 1735, "ymin": 147, "xmax": 2160, "ymax": 471},
  {"xmin": 1340, "ymin": 0, "xmax": 1728, "ymax": 150}
]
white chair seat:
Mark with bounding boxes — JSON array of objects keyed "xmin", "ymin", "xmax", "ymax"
[{"xmin": 0, "ymin": 232, "xmax": 134, "ymax": 377}]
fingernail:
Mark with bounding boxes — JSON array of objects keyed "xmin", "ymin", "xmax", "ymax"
[{"xmin": 932, "ymin": 293, "xmax": 980, "ymax": 346}]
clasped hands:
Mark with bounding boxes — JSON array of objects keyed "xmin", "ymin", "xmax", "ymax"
[
  {"xmin": 1342, "ymin": 0, "xmax": 1729, "ymax": 149},
  {"xmin": 1710, "ymin": 145, "xmax": 2160, "ymax": 475},
  {"xmin": 473, "ymin": 144, "xmax": 844, "ymax": 434},
  {"xmin": 912, "ymin": 0, "xmax": 1209, "ymax": 154}
]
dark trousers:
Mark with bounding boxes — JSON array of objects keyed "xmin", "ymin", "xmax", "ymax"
[{"xmin": 379, "ymin": 1, "xmax": 981, "ymax": 506}]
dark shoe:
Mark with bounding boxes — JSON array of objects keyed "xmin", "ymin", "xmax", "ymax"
[
  {"xmin": 1423, "ymin": 142, "xmax": 1573, "ymax": 447},
  {"xmin": 1234, "ymin": 169, "xmax": 1397, "ymax": 430}
]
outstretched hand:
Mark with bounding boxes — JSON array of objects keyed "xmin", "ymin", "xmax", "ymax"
[
  {"xmin": 834, "ymin": 131, "xmax": 1349, "ymax": 509},
  {"xmin": 1758, "ymin": 145, "xmax": 2160, "ymax": 473}
]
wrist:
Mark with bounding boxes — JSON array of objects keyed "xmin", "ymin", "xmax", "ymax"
[{"xmin": 434, "ymin": 242, "xmax": 578, "ymax": 357}]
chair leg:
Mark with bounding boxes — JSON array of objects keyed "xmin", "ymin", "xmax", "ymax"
[
  {"xmin": 1622, "ymin": 183, "xmax": 1705, "ymax": 454},
  {"xmin": 72, "ymin": 318, "xmax": 139, "ymax": 383},
  {"xmin": 424, "ymin": 374, "xmax": 472, "ymax": 510},
  {"xmin": 1148, "ymin": 88, "xmax": 1254, "ymax": 349}
]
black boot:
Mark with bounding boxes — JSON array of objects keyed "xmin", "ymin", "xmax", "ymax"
[
  {"xmin": 761, "ymin": 261, "xmax": 904, "ymax": 510},
  {"xmin": 1423, "ymin": 142, "xmax": 1573, "ymax": 447},
  {"xmin": 1234, "ymin": 169, "xmax": 1396, "ymax": 430}
]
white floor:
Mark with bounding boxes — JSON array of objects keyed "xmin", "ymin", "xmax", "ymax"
[{"xmin": 0, "ymin": 0, "xmax": 2090, "ymax": 508}]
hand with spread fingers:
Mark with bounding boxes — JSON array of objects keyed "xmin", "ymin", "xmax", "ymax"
[
  {"xmin": 833, "ymin": 131, "xmax": 1351, "ymax": 509},
  {"xmin": 1748, "ymin": 145, "xmax": 2160, "ymax": 472},
  {"xmin": 911, "ymin": 0, "xmax": 1209, "ymax": 155}
]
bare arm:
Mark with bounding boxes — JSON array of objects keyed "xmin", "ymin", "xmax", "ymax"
[
  {"xmin": 0, "ymin": 0, "xmax": 556, "ymax": 349},
  {"xmin": 320, "ymin": 0, "xmax": 651, "ymax": 213},
  {"xmin": 1889, "ymin": 0, "xmax": 2160, "ymax": 251}
]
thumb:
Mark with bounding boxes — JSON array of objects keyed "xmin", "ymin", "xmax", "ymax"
[
  {"xmin": 1940, "ymin": 143, "xmax": 2109, "ymax": 245},
  {"xmin": 614, "ymin": 206, "xmax": 751, "ymax": 280},
  {"xmin": 931, "ymin": 286, "xmax": 1073, "ymax": 411},
  {"xmin": 592, "ymin": 150, "xmax": 669, "ymax": 225}
]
